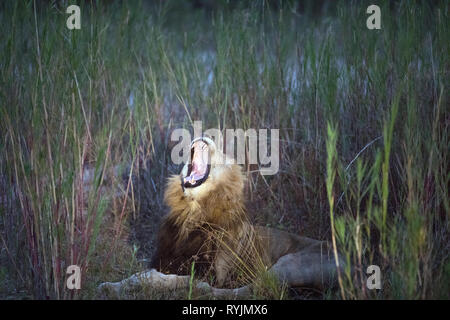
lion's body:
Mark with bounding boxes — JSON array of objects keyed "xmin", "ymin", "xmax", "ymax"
[
  {"xmin": 97, "ymin": 138, "xmax": 343, "ymax": 297},
  {"xmin": 150, "ymin": 144, "xmax": 328, "ymax": 288}
]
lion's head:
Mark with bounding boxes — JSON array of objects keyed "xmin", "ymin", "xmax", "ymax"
[
  {"xmin": 178, "ymin": 137, "xmax": 242, "ymax": 201},
  {"xmin": 164, "ymin": 137, "xmax": 246, "ymax": 227}
]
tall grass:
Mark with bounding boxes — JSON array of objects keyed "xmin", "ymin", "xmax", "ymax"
[{"xmin": 0, "ymin": 0, "xmax": 448, "ymax": 299}]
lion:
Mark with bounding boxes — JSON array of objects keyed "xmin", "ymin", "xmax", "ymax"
[{"xmin": 150, "ymin": 136, "xmax": 342, "ymax": 290}]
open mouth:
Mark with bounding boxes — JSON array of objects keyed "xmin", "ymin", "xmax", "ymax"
[{"xmin": 183, "ymin": 140, "xmax": 210, "ymax": 188}]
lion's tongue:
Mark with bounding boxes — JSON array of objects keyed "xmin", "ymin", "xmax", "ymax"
[
  {"xmin": 186, "ymin": 163, "xmax": 205, "ymax": 182},
  {"xmin": 185, "ymin": 142, "xmax": 208, "ymax": 184}
]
